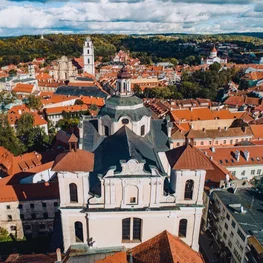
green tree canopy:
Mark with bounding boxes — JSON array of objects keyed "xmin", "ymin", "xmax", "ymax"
[{"xmin": 25, "ymin": 95, "xmax": 43, "ymax": 110}]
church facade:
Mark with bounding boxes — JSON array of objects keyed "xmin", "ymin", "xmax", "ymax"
[
  {"xmin": 201, "ymin": 45, "xmax": 227, "ymax": 65},
  {"xmin": 53, "ymin": 66, "xmax": 214, "ymax": 253}
]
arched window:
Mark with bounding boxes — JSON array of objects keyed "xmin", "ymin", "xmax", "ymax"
[
  {"xmin": 140, "ymin": 125, "xmax": 145, "ymax": 136},
  {"xmin": 104, "ymin": 125, "xmax": 109, "ymax": 136},
  {"xmin": 122, "ymin": 218, "xmax": 142, "ymax": 241},
  {"xmin": 74, "ymin": 221, "xmax": 83, "ymax": 242},
  {"xmin": 184, "ymin": 180, "xmax": 194, "ymax": 200},
  {"xmin": 87, "ymin": 49, "xmax": 89, "ymax": 54},
  {"xmin": 123, "ymin": 82, "xmax": 126, "ymax": 92},
  {"xmin": 178, "ymin": 219, "xmax": 187, "ymax": 237},
  {"xmin": 69, "ymin": 183, "xmax": 78, "ymax": 203}
]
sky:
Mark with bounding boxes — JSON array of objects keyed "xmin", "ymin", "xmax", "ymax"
[{"xmin": 1, "ymin": 0, "xmax": 263, "ymax": 36}]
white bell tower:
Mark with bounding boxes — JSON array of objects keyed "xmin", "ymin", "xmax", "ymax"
[{"xmin": 83, "ymin": 37, "xmax": 95, "ymax": 75}]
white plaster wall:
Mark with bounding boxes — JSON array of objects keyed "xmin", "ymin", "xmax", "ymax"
[
  {"xmin": 58, "ymin": 172, "xmax": 90, "ymax": 208},
  {"xmin": 62, "ymin": 207, "xmax": 203, "ymax": 252},
  {"xmin": 226, "ymin": 165, "xmax": 263, "ymax": 180}
]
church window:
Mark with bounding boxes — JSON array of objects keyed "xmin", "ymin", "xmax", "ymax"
[
  {"xmin": 87, "ymin": 58, "xmax": 90, "ymax": 64},
  {"xmin": 69, "ymin": 183, "xmax": 78, "ymax": 203},
  {"xmin": 184, "ymin": 180, "xmax": 194, "ymax": 200},
  {"xmin": 122, "ymin": 118, "xmax": 129, "ymax": 125},
  {"xmin": 122, "ymin": 218, "xmax": 142, "ymax": 242},
  {"xmin": 178, "ymin": 219, "xmax": 187, "ymax": 237},
  {"xmin": 75, "ymin": 221, "xmax": 84, "ymax": 242},
  {"xmin": 87, "ymin": 49, "xmax": 89, "ymax": 54},
  {"xmin": 130, "ymin": 197, "xmax": 136, "ymax": 204},
  {"xmin": 122, "ymin": 218, "xmax": 130, "ymax": 240},
  {"xmin": 104, "ymin": 125, "xmax": 109, "ymax": 136},
  {"xmin": 133, "ymin": 218, "xmax": 142, "ymax": 240},
  {"xmin": 141, "ymin": 125, "xmax": 145, "ymax": 136}
]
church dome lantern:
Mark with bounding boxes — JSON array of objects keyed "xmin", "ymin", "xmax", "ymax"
[
  {"xmin": 116, "ymin": 65, "xmax": 132, "ymax": 97},
  {"xmin": 117, "ymin": 66, "xmax": 132, "ymax": 80}
]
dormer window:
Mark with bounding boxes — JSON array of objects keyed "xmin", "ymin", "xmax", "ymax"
[{"xmin": 122, "ymin": 118, "xmax": 129, "ymax": 125}]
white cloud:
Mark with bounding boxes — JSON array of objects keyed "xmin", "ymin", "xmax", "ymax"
[{"xmin": 0, "ymin": 0, "xmax": 262, "ymax": 36}]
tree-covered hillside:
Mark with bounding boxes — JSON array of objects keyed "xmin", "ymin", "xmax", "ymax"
[{"xmin": 0, "ymin": 33, "xmax": 263, "ymax": 67}]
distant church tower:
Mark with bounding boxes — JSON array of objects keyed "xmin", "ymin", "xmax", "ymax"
[
  {"xmin": 28, "ymin": 63, "xmax": 35, "ymax": 78},
  {"xmin": 83, "ymin": 37, "xmax": 95, "ymax": 75}
]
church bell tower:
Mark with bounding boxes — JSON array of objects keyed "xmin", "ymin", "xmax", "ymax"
[{"xmin": 83, "ymin": 37, "xmax": 95, "ymax": 75}]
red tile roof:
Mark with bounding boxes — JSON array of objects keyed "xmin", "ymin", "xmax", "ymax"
[
  {"xmin": 95, "ymin": 252, "xmax": 127, "ymax": 263},
  {"xmin": 202, "ymin": 145, "xmax": 263, "ymax": 167},
  {"xmin": 45, "ymin": 104, "xmax": 88, "ymax": 115},
  {"xmin": 13, "ymin": 83, "xmax": 34, "ymax": 94},
  {"xmin": 166, "ymin": 144, "xmax": 214, "ymax": 170},
  {"xmin": 0, "ymin": 182, "xmax": 59, "ymax": 203},
  {"xmin": 131, "ymin": 230, "xmax": 204, "ymax": 263},
  {"xmin": 52, "ymin": 149, "xmax": 94, "ymax": 172}
]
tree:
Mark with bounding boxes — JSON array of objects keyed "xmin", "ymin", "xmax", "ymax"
[
  {"xmin": 133, "ymin": 84, "xmax": 142, "ymax": 97},
  {"xmin": 0, "ymin": 91, "xmax": 17, "ymax": 111},
  {"xmin": 16, "ymin": 113, "xmax": 34, "ymax": 136},
  {"xmin": 8, "ymin": 69, "xmax": 17, "ymax": 76},
  {"xmin": 74, "ymin": 99, "xmax": 84, "ymax": 105},
  {"xmin": 209, "ymin": 62, "xmax": 221, "ymax": 72},
  {"xmin": 25, "ymin": 95, "xmax": 42, "ymax": 110},
  {"xmin": 0, "ymin": 114, "xmax": 25, "ymax": 155},
  {"xmin": 90, "ymin": 104, "xmax": 98, "ymax": 111},
  {"xmin": 239, "ymin": 79, "xmax": 249, "ymax": 90}
]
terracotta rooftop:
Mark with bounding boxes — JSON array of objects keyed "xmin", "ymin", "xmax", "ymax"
[
  {"xmin": 52, "ymin": 149, "xmax": 94, "ymax": 172},
  {"xmin": 0, "ymin": 182, "xmax": 59, "ymax": 203},
  {"xmin": 44, "ymin": 104, "xmax": 88, "ymax": 115},
  {"xmin": 250, "ymin": 124, "xmax": 263, "ymax": 140},
  {"xmin": 187, "ymin": 126, "xmax": 253, "ymax": 140},
  {"xmin": 170, "ymin": 108, "xmax": 242, "ymax": 122},
  {"xmin": 166, "ymin": 144, "xmax": 214, "ymax": 170},
  {"xmin": 13, "ymin": 83, "xmax": 34, "ymax": 94},
  {"xmin": 95, "ymin": 252, "xmax": 127, "ymax": 263},
  {"xmin": 131, "ymin": 230, "xmax": 204, "ymax": 263},
  {"xmin": 202, "ymin": 145, "xmax": 263, "ymax": 167}
]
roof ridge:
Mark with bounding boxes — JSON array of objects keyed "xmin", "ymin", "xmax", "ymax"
[{"xmin": 165, "ymin": 231, "xmax": 175, "ymax": 263}]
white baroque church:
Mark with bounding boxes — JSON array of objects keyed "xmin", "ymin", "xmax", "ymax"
[
  {"xmin": 52, "ymin": 66, "xmax": 214, "ymax": 253},
  {"xmin": 201, "ymin": 45, "xmax": 227, "ymax": 65}
]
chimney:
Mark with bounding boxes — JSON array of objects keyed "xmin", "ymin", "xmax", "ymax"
[
  {"xmin": 235, "ymin": 150, "xmax": 240, "ymax": 161},
  {"xmin": 56, "ymin": 248, "xmax": 62, "ymax": 262},
  {"xmin": 244, "ymin": 150, "xmax": 250, "ymax": 161},
  {"xmin": 242, "ymin": 126, "xmax": 247, "ymax": 133},
  {"xmin": 218, "ymin": 127, "xmax": 221, "ymax": 132},
  {"xmin": 240, "ymin": 205, "xmax": 244, "ymax": 214},
  {"xmin": 211, "ymin": 146, "xmax": 215, "ymax": 153},
  {"xmin": 203, "ymin": 127, "xmax": 206, "ymax": 133},
  {"xmin": 224, "ymin": 126, "xmax": 228, "ymax": 131}
]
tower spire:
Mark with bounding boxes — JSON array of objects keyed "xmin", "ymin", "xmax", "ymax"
[{"xmin": 116, "ymin": 65, "xmax": 133, "ymax": 97}]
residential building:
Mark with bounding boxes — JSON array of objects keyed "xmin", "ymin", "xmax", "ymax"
[
  {"xmin": 202, "ymin": 145, "xmax": 263, "ymax": 180},
  {"xmin": 209, "ymin": 189, "xmax": 263, "ymax": 263}
]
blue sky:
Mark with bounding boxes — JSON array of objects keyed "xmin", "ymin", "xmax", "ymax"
[{"xmin": 1, "ymin": 0, "xmax": 263, "ymax": 36}]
